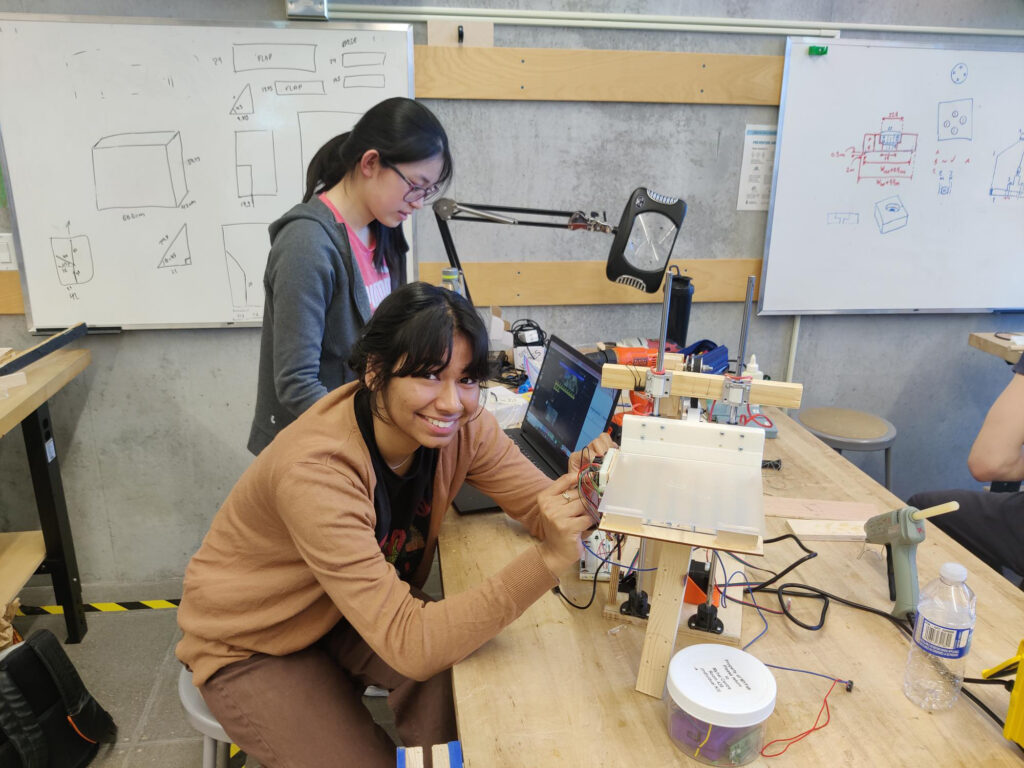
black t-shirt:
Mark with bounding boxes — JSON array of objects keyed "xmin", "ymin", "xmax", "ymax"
[{"xmin": 354, "ymin": 388, "xmax": 438, "ymax": 580}]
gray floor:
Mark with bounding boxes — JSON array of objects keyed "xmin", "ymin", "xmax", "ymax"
[{"xmin": 13, "ymin": 574, "xmax": 417, "ymax": 767}]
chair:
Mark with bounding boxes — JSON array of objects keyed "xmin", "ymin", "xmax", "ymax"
[
  {"xmin": 795, "ymin": 407, "xmax": 898, "ymax": 490},
  {"xmin": 178, "ymin": 665, "xmax": 232, "ymax": 768}
]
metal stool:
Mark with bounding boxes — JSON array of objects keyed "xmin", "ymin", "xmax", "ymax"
[
  {"xmin": 796, "ymin": 407, "xmax": 897, "ymax": 490},
  {"xmin": 178, "ymin": 665, "xmax": 232, "ymax": 768}
]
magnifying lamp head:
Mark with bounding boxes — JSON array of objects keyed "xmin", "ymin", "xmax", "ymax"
[{"xmin": 605, "ymin": 188, "xmax": 687, "ymax": 293}]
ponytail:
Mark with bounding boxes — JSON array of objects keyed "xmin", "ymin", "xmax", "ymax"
[{"xmin": 303, "ymin": 132, "xmax": 350, "ymax": 203}]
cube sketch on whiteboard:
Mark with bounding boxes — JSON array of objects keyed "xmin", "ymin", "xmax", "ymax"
[
  {"xmin": 937, "ymin": 98, "xmax": 973, "ymax": 141},
  {"xmin": 222, "ymin": 223, "xmax": 270, "ymax": 320},
  {"xmin": 874, "ymin": 195, "xmax": 908, "ymax": 234},
  {"xmin": 230, "ymin": 85, "xmax": 255, "ymax": 116},
  {"xmin": 235, "ymin": 130, "xmax": 278, "ymax": 200},
  {"xmin": 157, "ymin": 224, "xmax": 191, "ymax": 269},
  {"xmin": 51, "ymin": 235, "xmax": 93, "ymax": 285},
  {"xmin": 233, "ymin": 43, "xmax": 317, "ymax": 73},
  {"xmin": 989, "ymin": 133, "xmax": 1024, "ymax": 200},
  {"xmin": 93, "ymin": 131, "xmax": 188, "ymax": 209}
]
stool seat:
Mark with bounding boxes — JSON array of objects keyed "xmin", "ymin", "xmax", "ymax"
[
  {"xmin": 796, "ymin": 407, "xmax": 897, "ymax": 489},
  {"xmin": 178, "ymin": 666, "xmax": 231, "ymax": 768},
  {"xmin": 796, "ymin": 407, "xmax": 896, "ymax": 449}
]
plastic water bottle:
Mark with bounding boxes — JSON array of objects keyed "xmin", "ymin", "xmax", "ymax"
[
  {"xmin": 440, "ymin": 267, "xmax": 466, "ymax": 298},
  {"xmin": 903, "ymin": 562, "xmax": 976, "ymax": 710}
]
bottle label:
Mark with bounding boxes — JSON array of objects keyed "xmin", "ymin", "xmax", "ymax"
[{"xmin": 914, "ymin": 616, "xmax": 973, "ymax": 659}]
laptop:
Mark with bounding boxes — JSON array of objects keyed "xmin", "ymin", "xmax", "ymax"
[{"xmin": 454, "ymin": 335, "xmax": 619, "ymax": 514}]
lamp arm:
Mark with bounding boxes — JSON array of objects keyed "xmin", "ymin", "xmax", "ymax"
[{"xmin": 434, "ymin": 210, "xmax": 473, "ymax": 306}]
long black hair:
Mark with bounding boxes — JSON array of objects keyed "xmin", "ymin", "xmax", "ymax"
[
  {"xmin": 350, "ymin": 282, "xmax": 489, "ymax": 417},
  {"xmin": 303, "ymin": 97, "xmax": 453, "ymax": 273}
]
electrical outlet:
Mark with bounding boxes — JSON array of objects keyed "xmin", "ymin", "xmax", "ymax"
[{"xmin": 0, "ymin": 232, "xmax": 15, "ymax": 269}]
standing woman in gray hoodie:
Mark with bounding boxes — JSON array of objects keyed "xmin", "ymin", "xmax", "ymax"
[{"xmin": 248, "ymin": 97, "xmax": 453, "ymax": 454}]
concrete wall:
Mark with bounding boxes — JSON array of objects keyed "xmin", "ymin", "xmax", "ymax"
[{"xmin": 0, "ymin": 0, "xmax": 1021, "ymax": 594}]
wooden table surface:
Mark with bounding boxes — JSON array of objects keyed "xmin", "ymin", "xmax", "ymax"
[
  {"xmin": 969, "ymin": 332, "xmax": 1023, "ymax": 365},
  {"xmin": 0, "ymin": 348, "xmax": 91, "ymax": 438},
  {"xmin": 438, "ymin": 407, "xmax": 1023, "ymax": 766}
]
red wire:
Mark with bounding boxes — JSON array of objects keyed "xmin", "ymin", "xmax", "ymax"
[{"xmin": 760, "ymin": 679, "xmax": 839, "ymax": 757}]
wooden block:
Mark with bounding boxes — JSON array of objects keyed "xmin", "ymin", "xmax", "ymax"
[
  {"xmin": 415, "ymin": 46, "xmax": 782, "ymax": 105},
  {"xmin": 635, "ymin": 543, "xmax": 690, "ymax": 698},
  {"xmin": 418, "ymin": 259, "xmax": 762, "ymax": 305},
  {"xmin": 398, "ymin": 746, "xmax": 424, "ymax": 768},
  {"xmin": 431, "ymin": 743, "xmax": 450, "ymax": 768},
  {"xmin": 599, "ymin": 364, "xmax": 803, "ymax": 409},
  {"xmin": 785, "ymin": 518, "xmax": 866, "ymax": 542},
  {"xmin": 764, "ymin": 496, "xmax": 882, "ymax": 522},
  {"xmin": 427, "ymin": 19, "xmax": 494, "ymax": 47}
]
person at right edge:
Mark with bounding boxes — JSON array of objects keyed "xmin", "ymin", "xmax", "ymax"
[
  {"xmin": 247, "ymin": 97, "xmax": 452, "ymax": 455},
  {"xmin": 908, "ymin": 353, "xmax": 1024, "ymax": 587}
]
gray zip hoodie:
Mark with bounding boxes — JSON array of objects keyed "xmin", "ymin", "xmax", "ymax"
[{"xmin": 247, "ymin": 197, "xmax": 406, "ymax": 455}]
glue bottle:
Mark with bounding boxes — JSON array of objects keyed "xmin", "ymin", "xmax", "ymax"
[
  {"xmin": 903, "ymin": 562, "xmax": 976, "ymax": 710},
  {"xmin": 746, "ymin": 356, "xmax": 764, "ymax": 420}
]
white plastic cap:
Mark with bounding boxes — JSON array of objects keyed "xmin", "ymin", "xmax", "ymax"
[
  {"xmin": 665, "ymin": 644, "xmax": 776, "ymax": 728},
  {"xmin": 746, "ymin": 355, "xmax": 763, "ymax": 379},
  {"xmin": 939, "ymin": 562, "xmax": 968, "ymax": 584}
]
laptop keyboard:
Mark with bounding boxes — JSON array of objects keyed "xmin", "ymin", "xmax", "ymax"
[{"xmin": 510, "ymin": 431, "xmax": 558, "ymax": 478}]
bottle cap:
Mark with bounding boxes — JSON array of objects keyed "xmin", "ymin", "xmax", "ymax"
[{"xmin": 939, "ymin": 562, "xmax": 967, "ymax": 584}]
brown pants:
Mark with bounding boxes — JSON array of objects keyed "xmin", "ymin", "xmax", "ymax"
[{"xmin": 199, "ymin": 617, "xmax": 457, "ymax": 768}]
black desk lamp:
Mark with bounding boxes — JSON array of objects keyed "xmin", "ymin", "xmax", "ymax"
[
  {"xmin": 433, "ymin": 187, "xmax": 690, "ymax": 387},
  {"xmin": 432, "ymin": 187, "xmax": 687, "ymax": 306}
]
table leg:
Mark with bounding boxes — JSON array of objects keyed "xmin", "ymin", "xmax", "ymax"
[
  {"xmin": 634, "ymin": 542, "xmax": 691, "ymax": 698},
  {"xmin": 21, "ymin": 403, "xmax": 87, "ymax": 643}
]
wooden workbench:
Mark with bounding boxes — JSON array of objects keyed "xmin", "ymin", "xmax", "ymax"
[
  {"xmin": 438, "ymin": 408, "xmax": 1023, "ymax": 766},
  {"xmin": 0, "ymin": 347, "xmax": 90, "ymax": 642},
  {"xmin": 969, "ymin": 332, "xmax": 1023, "ymax": 366}
]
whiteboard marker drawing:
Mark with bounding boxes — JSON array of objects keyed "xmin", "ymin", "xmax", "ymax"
[
  {"xmin": 233, "ymin": 43, "xmax": 317, "ymax": 73},
  {"xmin": 235, "ymin": 130, "xmax": 278, "ymax": 200},
  {"xmin": 857, "ymin": 113, "xmax": 918, "ymax": 185},
  {"xmin": 222, "ymin": 223, "xmax": 270, "ymax": 317},
  {"xmin": 230, "ymin": 85, "xmax": 255, "ymax": 115},
  {"xmin": 874, "ymin": 196, "xmax": 909, "ymax": 233},
  {"xmin": 92, "ymin": 131, "xmax": 189, "ymax": 210},
  {"xmin": 937, "ymin": 170, "xmax": 954, "ymax": 196},
  {"xmin": 344, "ymin": 75, "xmax": 386, "ymax": 89},
  {"xmin": 950, "ymin": 63, "xmax": 968, "ymax": 85},
  {"xmin": 826, "ymin": 212, "xmax": 860, "ymax": 225},
  {"xmin": 937, "ymin": 99, "xmax": 972, "ymax": 141},
  {"xmin": 297, "ymin": 110, "xmax": 360, "ymax": 190},
  {"xmin": 51, "ymin": 235, "xmax": 94, "ymax": 285},
  {"xmin": 274, "ymin": 80, "xmax": 326, "ymax": 95},
  {"xmin": 342, "ymin": 52, "xmax": 386, "ymax": 68},
  {"xmin": 157, "ymin": 224, "xmax": 192, "ymax": 269},
  {"xmin": 989, "ymin": 133, "xmax": 1024, "ymax": 200}
]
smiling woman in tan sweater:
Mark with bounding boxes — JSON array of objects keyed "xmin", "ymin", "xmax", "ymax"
[{"xmin": 177, "ymin": 282, "xmax": 607, "ymax": 768}]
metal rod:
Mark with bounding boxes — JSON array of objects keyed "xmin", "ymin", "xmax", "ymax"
[
  {"xmin": 434, "ymin": 212, "xmax": 473, "ymax": 305},
  {"xmin": 735, "ymin": 275, "xmax": 755, "ymax": 377},
  {"xmin": 651, "ymin": 269, "xmax": 675, "ymax": 418}
]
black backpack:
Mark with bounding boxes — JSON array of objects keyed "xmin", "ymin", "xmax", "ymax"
[{"xmin": 0, "ymin": 630, "xmax": 117, "ymax": 767}]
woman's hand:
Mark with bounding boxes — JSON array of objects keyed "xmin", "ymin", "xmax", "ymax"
[
  {"xmin": 568, "ymin": 432, "xmax": 615, "ymax": 475},
  {"xmin": 535, "ymin": 473, "xmax": 595, "ymax": 576}
]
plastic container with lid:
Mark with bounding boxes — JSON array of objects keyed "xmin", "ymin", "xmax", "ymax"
[{"xmin": 665, "ymin": 644, "xmax": 777, "ymax": 766}]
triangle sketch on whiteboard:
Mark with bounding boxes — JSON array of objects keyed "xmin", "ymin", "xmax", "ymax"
[
  {"xmin": 230, "ymin": 84, "xmax": 254, "ymax": 115},
  {"xmin": 158, "ymin": 224, "xmax": 192, "ymax": 268}
]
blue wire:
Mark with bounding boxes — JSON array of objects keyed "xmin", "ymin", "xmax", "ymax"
[
  {"xmin": 742, "ymin": 587, "xmax": 852, "ymax": 687},
  {"xmin": 582, "ymin": 540, "xmax": 657, "ymax": 572}
]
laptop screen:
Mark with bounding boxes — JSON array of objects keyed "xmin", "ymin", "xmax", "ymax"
[{"xmin": 522, "ymin": 336, "xmax": 618, "ymax": 464}]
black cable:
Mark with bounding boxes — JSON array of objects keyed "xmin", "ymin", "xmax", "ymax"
[
  {"xmin": 554, "ymin": 533, "xmax": 623, "ymax": 610},
  {"xmin": 745, "ymin": 533, "xmax": 1013, "ymax": 735},
  {"xmin": 510, "ymin": 318, "xmax": 547, "ymax": 350}
]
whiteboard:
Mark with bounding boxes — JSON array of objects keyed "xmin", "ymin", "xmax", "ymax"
[
  {"xmin": 0, "ymin": 15, "xmax": 412, "ymax": 330},
  {"xmin": 760, "ymin": 37, "xmax": 1024, "ymax": 315}
]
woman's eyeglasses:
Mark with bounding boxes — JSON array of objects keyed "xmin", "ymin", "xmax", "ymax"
[{"xmin": 381, "ymin": 159, "xmax": 441, "ymax": 204}]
